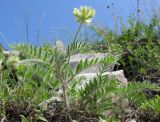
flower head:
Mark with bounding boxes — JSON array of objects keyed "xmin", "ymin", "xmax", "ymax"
[{"xmin": 73, "ymin": 6, "xmax": 96, "ymax": 24}]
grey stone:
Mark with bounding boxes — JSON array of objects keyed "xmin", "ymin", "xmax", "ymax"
[
  {"xmin": 70, "ymin": 53, "xmax": 128, "ymax": 87},
  {"xmin": 76, "ymin": 70, "xmax": 128, "ymax": 86},
  {"xmin": 39, "ymin": 96, "xmax": 62, "ymax": 111},
  {"xmin": 103, "ymin": 70, "xmax": 128, "ymax": 84},
  {"xmin": 69, "ymin": 53, "xmax": 114, "ymax": 73},
  {"xmin": 3, "ymin": 50, "xmax": 20, "ymax": 57},
  {"xmin": 125, "ymin": 119, "xmax": 136, "ymax": 122}
]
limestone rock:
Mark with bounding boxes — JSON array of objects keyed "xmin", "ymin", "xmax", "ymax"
[
  {"xmin": 39, "ymin": 96, "xmax": 62, "ymax": 111},
  {"xmin": 3, "ymin": 50, "xmax": 20, "ymax": 57},
  {"xmin": 125, "ymin": 119, "xmax": 136, "ymax": 122},
  {"xmin": 70, "ymin": 53, "xmax": 128, "ymax": 86},
  {"xmin": 103, "ymin": 70, "xmax": 128, "ymax": 84},
  {"xmin": 76, "ymin": 70, "xmax": 128, "ymax": 86},
  {"xmin": 70, "ymin": 53, "xmax": 114, "ymax": 73}
]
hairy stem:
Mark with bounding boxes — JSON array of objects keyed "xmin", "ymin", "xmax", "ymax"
[
  {"xmin": 73, "ymin": 22, "xmax": 83, "ymax": 42},
  {"xmin": 60, "ymin": 22, "xmax": 84, "ymax": 113},
  {"xmin": 66, "ymin": 22, "xmax": 83, "ymax": 66},
  {"xmin": 62, "ymin": 83, "xmax": 70, "ymax": 111},
  {"xmin": 58, "ymin": 68, "xmax": 70, "ymax": 111}
]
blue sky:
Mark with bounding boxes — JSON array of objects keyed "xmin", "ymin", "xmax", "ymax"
[{"xmin": 0, "ymin": 0, "xmax": 159, "ymax": 48}]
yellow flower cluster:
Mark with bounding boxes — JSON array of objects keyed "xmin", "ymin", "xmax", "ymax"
[{"xmin": 73, "ymin": 6, "xmax": 96, "ymax": 24}]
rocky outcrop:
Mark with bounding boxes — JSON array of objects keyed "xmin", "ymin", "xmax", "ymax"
[
  {"xmin": 70, "ymin": 53, "xmax": 114, "ymax": 73},
  {"xmin": 3, "ymin": 50, "xmax": 20, "ymax": 57},
  {"xmin": 70, "ymin": 53, "xmax": 128, "ymax": 85},
  {"xmin": 76, "ymin": 70, "xmax": 128, "ymax": 87}
]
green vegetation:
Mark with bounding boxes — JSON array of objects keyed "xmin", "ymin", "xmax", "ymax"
[
  {"xmin": 0, "ymin": 5, "xmax": 160, "ymax": 122},
  {"xmin": 91, "ymin": 16, "xmax": 160, "ymax": 82}
]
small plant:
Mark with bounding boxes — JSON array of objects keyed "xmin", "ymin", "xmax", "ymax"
[
  {"xmin": 120, "ymin": 81, "xmax": 160, "ymax": 106},
  {"xmin": 141, "ymin": 96, "xmax": 160, "ymax": 116},
  {"xmin": 117, "ymin": 81, "xmax": 160, "ymax": 121},
  {"xmin": 9, "ymin": 6, "xmax": 119, "ymax": 121},
  {"xmin": 1, "ymin": 3, "xmax": 160, "ymax": 122},
  {"xmin": 79, "ymin": 75, "xmax": 119, "ymax": 114}
]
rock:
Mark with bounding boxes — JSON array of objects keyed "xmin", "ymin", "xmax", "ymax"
[
  {"xmin": 103, "ymin": 70, "xmax": 128, "ymax": 84},
  {"xmin": 125, "ymin": 119, "xmax": 136, "ymax": 122},
  {"xmin": 3, "ymin": 51, "xmax": 20, "ymax": 58},
  {"xmin": 39, "ymin": 96, "xmax": 62, "ymax": 111},
  {"xmin": 40, "ymin": 96, "xmax": 63, "ymax": 116},
  {"xmin": 46, "ymin": 96, "xmax": 62, "ymax": 103},
  {"xmin": 69, "ymin": 54, "xmax": 127, "ymax": 83},
  {"xmin": 76, "ymin": 70, "xmax": 128, "ymax": 86},
  {"xmin": 70, "ymin": 53, "xmax": 107, "ymax": 63},
  {"xmin": 129, "ymin": 120, "xmax": 136, "ymax": 122},
  {"xmin": 69, "ymin": 53, "xmax": 114, "ymax": 73}
]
